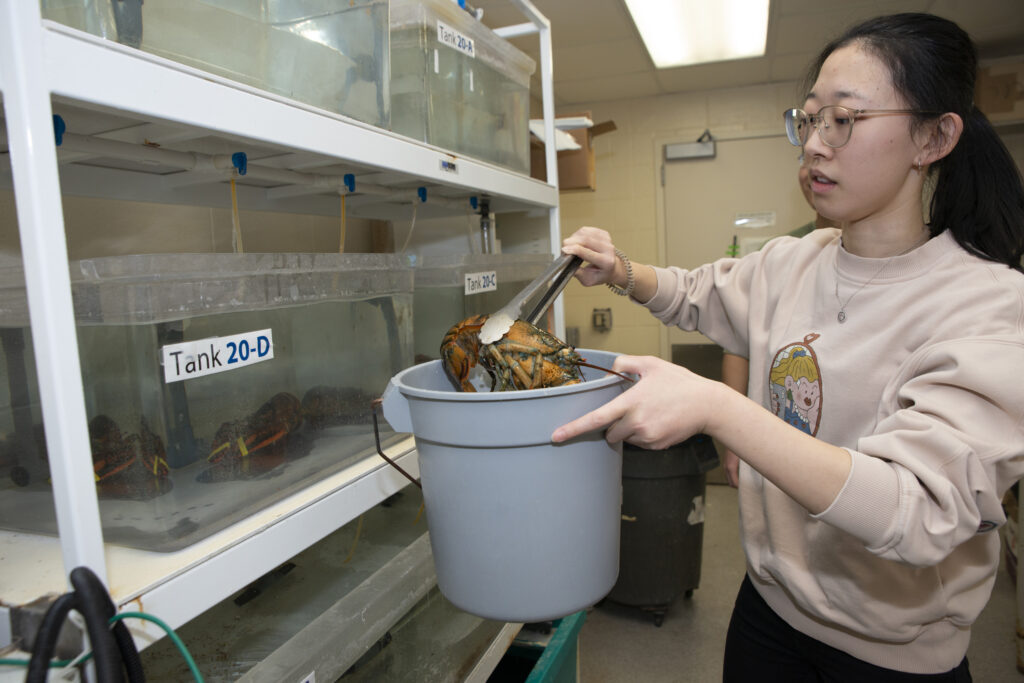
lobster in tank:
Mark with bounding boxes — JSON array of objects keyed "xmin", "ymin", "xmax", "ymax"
[
  {"xmin": 199, "ymin": 391, "xmax": 309, "ymax": 481},
  {"xmin": 89, "ymin": 415, "xmax": 172, "ymax": 500}
]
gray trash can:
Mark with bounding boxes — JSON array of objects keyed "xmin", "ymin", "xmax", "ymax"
[{"xmin": 605, "ymin": 434, "xmax": 720, "ymax": 626}]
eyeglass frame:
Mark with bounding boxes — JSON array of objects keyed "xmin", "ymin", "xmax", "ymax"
[{"xmin": 783, "ymin": 105, "xmax": 940, "ymax": 149}]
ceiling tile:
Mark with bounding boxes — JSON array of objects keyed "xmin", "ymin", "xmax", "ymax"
[
  {"xmin": 654, "ymin": 58, "xmax": 774, "ymax": 95},
  {"xmin": 770, "ymin": 52, "xmax": 819, "ymax": 89},
  {"xmin": 554, "ymin": 40, "xmax": 651, "ymax": 80},
  {"xmin": 553, "ymin": 71, "xmax": 662, "ymax": 105}
]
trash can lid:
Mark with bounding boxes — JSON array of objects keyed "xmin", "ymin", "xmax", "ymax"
[{"xmin": 622, "ymin": 434, "xmax": 720, "ymax": 478}]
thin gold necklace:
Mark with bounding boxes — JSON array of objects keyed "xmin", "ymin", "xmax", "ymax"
[{"xmin": 833, "ymin": 235, "xmax": 928, "ymax": 324}]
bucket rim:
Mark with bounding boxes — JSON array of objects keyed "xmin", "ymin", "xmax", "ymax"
[{"xmin": 392, "ymin": 348, "xmax": 626, "ymax": 401}]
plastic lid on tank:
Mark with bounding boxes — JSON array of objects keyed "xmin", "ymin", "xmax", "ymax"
[
  {"xmin": 200, "ymin": 0, "xmax": 386, "ymax": 24},
  {"xmin": 390, "ymin": 0, "xmax": 536, "ymax": 85},
  {"xmin": 412, "ymin": 252, "xmax": 554, "ymax": 287},
  {"xmin": 65, "ymin": 252, "xmax": 413, "ymax": 324}
]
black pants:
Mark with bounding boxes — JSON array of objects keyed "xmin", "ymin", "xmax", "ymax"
[{"xmin": 723, "ymin": 575, "xmax": 972, "ymax": 683}]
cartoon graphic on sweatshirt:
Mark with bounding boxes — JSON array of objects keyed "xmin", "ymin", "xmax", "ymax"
[{"xmin": 769, "ymin": 333, "xmax": 822, "ymax": 436}]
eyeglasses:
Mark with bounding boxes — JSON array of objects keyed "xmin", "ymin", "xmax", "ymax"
[{"xmin": 783, "ymin": 105, "xmax": 937, "ymax": 149}]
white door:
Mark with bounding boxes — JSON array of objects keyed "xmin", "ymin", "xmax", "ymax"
[{"xmin": 662, "ymin": 136, "xmax": 814, "ymax": 348}]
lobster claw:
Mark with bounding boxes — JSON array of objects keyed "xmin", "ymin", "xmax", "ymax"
[{"xmin": 439, "ymin": 314, "xmax": 488, "ymax": 392}]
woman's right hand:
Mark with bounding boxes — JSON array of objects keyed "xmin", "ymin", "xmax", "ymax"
[{"xmin": 561, "ymin": 226, "xmax": 623, "ymax": 288}]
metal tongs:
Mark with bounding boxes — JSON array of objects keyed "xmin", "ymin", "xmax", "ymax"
[{"xmin": 479, "ymin": 253, "xmax": 583, "ymax": 343}]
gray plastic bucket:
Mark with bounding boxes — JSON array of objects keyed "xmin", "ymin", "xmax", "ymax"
[{"xmin": 381, "ymin": 349, "xmax": 626, "ymax": 622}]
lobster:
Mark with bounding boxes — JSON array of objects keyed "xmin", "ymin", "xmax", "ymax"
[
  {"xmin": 207, "ymin": 392, "xmax": 304, "ymax": 473},
  {"xmin": 89, "ymin": 415, "xmax": 171, "ymax": 500},
  {"xmin": 440, "ymin": 314, "xmax": 596, "ymax": 392}
]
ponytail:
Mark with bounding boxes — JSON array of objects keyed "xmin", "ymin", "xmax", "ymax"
[{"xmin": 929, "ymin": 106, "xmax": 1024, "ymax": 272}]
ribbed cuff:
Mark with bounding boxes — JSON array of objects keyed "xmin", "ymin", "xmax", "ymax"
[{"xmin": 812, "ymin": 449, "xmax": 901, "ymax": 550}]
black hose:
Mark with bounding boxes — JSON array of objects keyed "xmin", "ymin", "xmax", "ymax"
[
  {"xmin": 26, "ymin": 567, "xmax": 145, "ymax": 682},
  {"xmin": 112, "ymin": 618, "xmax": 146, "ymax": 682},
  {"xmin": 69, "ymin": 567, "xmax": 124, "ymax": 682},
  {"xmin": 25, "ymin": 592, "xmax": 77, "ymax": 682}
]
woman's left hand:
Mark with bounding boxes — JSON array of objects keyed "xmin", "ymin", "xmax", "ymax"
[{"xmin": 551, "ymin": 355, "xmax": 720, "ymax": 448}]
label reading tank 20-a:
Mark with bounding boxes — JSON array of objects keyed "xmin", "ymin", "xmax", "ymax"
[
  {"xmin": 437, "ymin": 20, "xmax": 475, "ymax": 58},
  {"xmin": 162, "ymin": 329, "xmax": 273, "ymax": 383}
]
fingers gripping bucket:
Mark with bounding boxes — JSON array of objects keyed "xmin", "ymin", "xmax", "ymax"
[{"xmin": 381, "ymin": 350, "xmax": 626, "ymax": 622}]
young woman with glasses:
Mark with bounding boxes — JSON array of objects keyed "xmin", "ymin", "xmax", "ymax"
[{"xmin": 556, "ymin": 13, "xmax": 1024, "ymax": 681}]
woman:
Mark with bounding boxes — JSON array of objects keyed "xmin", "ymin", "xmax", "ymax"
[{"xmin": 555, "ymin": 13, "xmax": 1024, "ymax": 681}]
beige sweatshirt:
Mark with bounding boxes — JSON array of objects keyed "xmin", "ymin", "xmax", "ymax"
[{"xmin": 643, "ymin": 228, "xmax": 1024, "ymax": 673}]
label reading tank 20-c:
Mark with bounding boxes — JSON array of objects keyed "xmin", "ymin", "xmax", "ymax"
[
  {"xmin": 465, "ymin": 271, "xmax": 497, "ymax": 295},
  {"xmin": 162, "ymin": 329, "xmax": 273, "ymax": 383}
]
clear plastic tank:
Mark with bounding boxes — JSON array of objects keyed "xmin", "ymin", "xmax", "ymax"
[
  {"xmin": 40, "ymin": 0, "xmax": 390, "ymax": 128},
  {"xmin": 390, "ymin": 0, "xmax": 535, "ymax": 173},
  {"xmin": 0, "ymin": 253, "xmax": 413, "ymax": 551}
]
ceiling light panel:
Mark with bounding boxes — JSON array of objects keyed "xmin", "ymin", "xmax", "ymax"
[{"xmin": 624, "ymin": 0, "xmax": 770, "ymax": 68}]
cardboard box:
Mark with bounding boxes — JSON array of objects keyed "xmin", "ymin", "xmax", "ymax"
[
  {"xmin": 530, "ymin": 111, "xmax": 617, "ymax": 191},
  {"xmin": 976, "ymin": 60, "xmax": 1024, "ymax": 124}
]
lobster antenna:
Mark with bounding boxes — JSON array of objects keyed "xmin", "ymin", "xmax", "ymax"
[{"xmin": 577, "ymin": 361, "xmax": 634, "ymax": 383}]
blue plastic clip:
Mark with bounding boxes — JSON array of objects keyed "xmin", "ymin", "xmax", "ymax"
[
  {"xmin": 52, "ymin": 115, "xmax": 66, "ymax": 146},
  {"xmin": 470, "ymin": 196, "xmax": 478, "ymax": 210},
  {"xmin": 231, "ymin": 152, "xmax": 247, "ymax": 176},
  {"xmin": 343, "ymin": 173, "xmax": 355, "ymax": 193},
  {"xmin": 417, "ymin": 187, "xmax": 427, "ymax": 203}
]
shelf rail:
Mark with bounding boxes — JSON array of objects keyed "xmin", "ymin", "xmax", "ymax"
[{"xmin": 1, "ymin": 127, "xmax": 482, "ymax": 213}]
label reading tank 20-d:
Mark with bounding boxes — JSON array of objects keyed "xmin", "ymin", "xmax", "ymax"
[{"xmin": 162, "ymin": 329, "xmax": 273, "ymax": 383}]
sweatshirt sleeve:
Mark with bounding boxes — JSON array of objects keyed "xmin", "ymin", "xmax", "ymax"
[
  {"xmin": 814, "ymin": 336, "xmax": 1024, "ymax": 567},
  {"xmin": 642, "ymin": 257, "xmax": 756, "ymax": 356},
  {"xmin": 640, "ymin": 235, "xmax": 816, "ymax": 356}
]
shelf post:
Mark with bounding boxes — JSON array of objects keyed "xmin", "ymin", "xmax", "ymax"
[
  {"xmin": 0, "ymin": 0, "xmax": 108, "ymax": 583},
  {"xmin": 538, "ymin": 20, "xmax": 565, "ymax": 338},
  {"xmin": 502, "ymin": 1, "xmax": 564, "ymax": 338}
]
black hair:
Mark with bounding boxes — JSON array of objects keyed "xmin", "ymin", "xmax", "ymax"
[{"xmin": 804, "ymin": 13, "xmax": 1024, "ymax": 271}]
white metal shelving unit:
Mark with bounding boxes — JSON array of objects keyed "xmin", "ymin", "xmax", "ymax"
[{"xmin": 0, "ymin": 0, "xmax": 561, "ymax": 660}]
